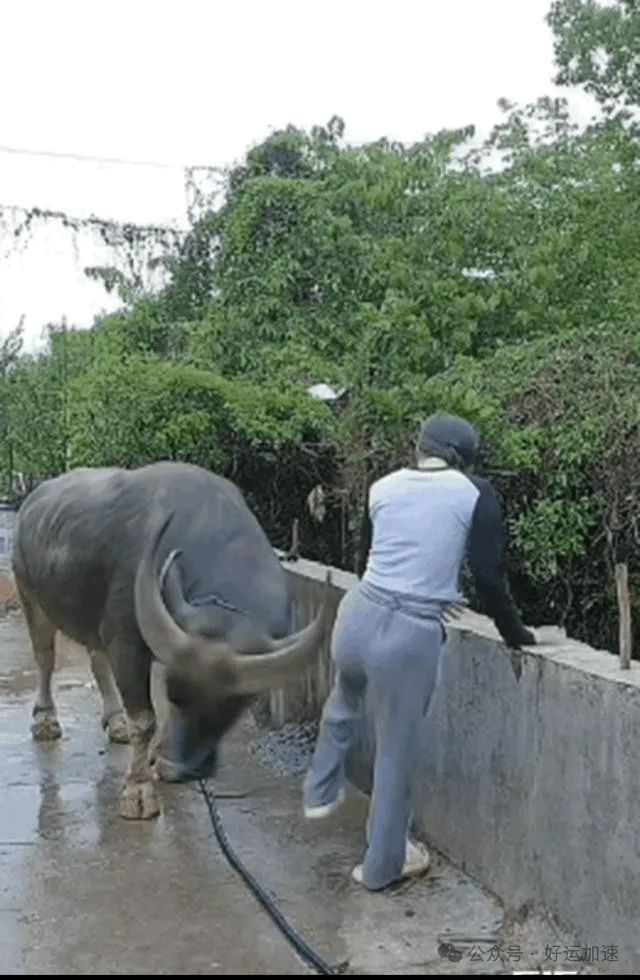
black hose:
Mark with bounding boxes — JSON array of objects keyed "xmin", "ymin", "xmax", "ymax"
[{"xmin": 199, "ymin": 780, "xmax": 337, "ymax": 976}]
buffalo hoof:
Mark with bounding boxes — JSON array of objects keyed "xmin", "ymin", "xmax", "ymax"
[
  {"xmin": 104, "ymin": 711, "xmax": 130, "ymax": 744},
  {"xmin": 119, "ymin": 781, "xmax": 160, "ymax": 820},
  {"xmin": 31, "ymin": 711, "xmax": 62, "ymax": 741}
]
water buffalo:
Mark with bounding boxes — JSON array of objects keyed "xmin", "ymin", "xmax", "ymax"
[{"xmin": 12, "ymin": 461, "xmax": 330, "ymax": 819}]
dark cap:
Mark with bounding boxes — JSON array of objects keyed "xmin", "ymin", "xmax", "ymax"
[{"xmin": 417, "ymin": 414, "xmax": 480, "ymax": 469}]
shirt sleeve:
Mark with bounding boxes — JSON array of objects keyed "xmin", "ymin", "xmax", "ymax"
[{"xmin": 467, "ymin": 476, "xmax": 536, "ymax": 648}]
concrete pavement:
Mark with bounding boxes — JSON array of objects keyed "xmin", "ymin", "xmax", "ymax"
[{"xmin": 1, "ymin": 613, "xmax": 594, "ymax": 975}]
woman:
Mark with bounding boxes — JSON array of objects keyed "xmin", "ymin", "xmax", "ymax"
[{"xmin": 302, "ymin": 413, "xmax": 535, "ymax": 891}]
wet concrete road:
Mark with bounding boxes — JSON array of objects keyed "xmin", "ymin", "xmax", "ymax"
[{"xmin": 1, "ymin": 614, "xmax": 596, "ymax": 975}]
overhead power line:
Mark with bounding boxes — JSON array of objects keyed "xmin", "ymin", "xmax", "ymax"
[{"xmin": 0, "ymin": 143, "xmax": 223, "ymax": 172}]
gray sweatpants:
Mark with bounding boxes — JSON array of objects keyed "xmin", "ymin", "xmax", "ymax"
[{"xmin": 304, "ymin": 581, "xmax": 445, "ymax": 891}]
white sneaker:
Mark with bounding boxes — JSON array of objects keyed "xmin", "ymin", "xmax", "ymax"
[
  {"xmin": 352, "ymin": 839, "xmax": 431, "ymax": 886},
  {"xmin": 303, "ymin": 788, "xmax": 346, "ymax": 820}
]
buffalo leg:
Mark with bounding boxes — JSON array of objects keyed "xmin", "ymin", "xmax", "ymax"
[
  {"xmin": 109, "ymin": 641, "xmax": 160, "ymax": 820},
  {"xmin": 19, "ymin": 587, "xmax": 62, "ymax": 741},
  {"xmin": 148, "ymin": 661, "xmax": 169, "ymax": 768},
  {"xmin": 88, "ymin": 649, "xmax": 130, "ymax": 744}
]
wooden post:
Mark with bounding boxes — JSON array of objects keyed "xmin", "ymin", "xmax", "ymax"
[
  {"xmin": 615, "ymin": 563, "xmax": 632, "ymax": 669},
  {"xmin": 283, "ymin": 518, "xmax": 300, "ymax": 562}
]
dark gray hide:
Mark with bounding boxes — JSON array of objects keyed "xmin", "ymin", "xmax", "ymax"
[{"xmin": 12, "ymin": 461, "xmax": 323, "ymax": 782}]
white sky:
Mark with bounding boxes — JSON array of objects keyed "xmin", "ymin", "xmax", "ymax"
[{"xmin": 0, "ymin": 0, "xmax": 597, "ymax": 349}]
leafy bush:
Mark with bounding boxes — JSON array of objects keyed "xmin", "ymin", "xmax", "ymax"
[
  {"xmin": 332, "ymin": 321, "xmax": 640, "ymax": 653},
  {"xmin": 67, "ymin": 355, "xmax": 339, "ymax": 556},
  {"xmin": 416, "ymin": 324, "xmax": 640, "ymax": 652}
]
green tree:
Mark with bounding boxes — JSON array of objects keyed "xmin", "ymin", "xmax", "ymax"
[
  {"xmin": 3, "ymin": 0, "xmax": 639, "ymax": 655},
  {"xmin": 548, "ymin": 0, "xmax": 640, "ymax": 113},
  {"xmin": 3, "ymin": 352, "xmax": 68, "ymax": 490}
]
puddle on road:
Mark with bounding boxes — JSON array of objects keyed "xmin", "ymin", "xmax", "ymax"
[
  {"xmin": 0, "ymin": 785, "xmax": 42, "ymax": 844},
  {"xmin": 0, "ymin": 616, "xmax": 86, "ymax": 694},
  {"xmin": 0, "ymin": 668, "xmax": 37, "ymax": 698},
  {"xmin": 0, "ymin": 782, "xmax": 104, "ymax": 848}
]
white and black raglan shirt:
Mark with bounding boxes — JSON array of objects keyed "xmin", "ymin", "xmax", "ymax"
[{"xmin": 359, "ymin": 463, "xmax": 534, "ymax": 648}]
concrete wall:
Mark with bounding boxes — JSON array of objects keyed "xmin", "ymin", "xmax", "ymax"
[
  {"xmin": 268, "ymin": 557, "xmax": 640, "ymax": 969},
  {"xmin": 0, "ymin": 506, "xmax": 17, "ymax": 612},
  {"xmin": 0, "ymin": 506, "xmax": 16, "ymax": 572}
]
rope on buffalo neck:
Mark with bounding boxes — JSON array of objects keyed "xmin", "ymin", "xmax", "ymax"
[
  {"xmin": 198, "ymin": 780, "xmax": 337, "ymax": 976},
  {"xmin": 159, "ymin": 548, "xmax": 262, "ymax": 621}
]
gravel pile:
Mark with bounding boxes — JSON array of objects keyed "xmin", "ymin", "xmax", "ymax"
[{"xmin": 249, "ymin": 720, "xmax": 319, "ymax": 777}]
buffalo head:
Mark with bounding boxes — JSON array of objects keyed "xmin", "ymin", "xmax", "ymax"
[{"xmin": 134, "ymin": 520, "xmax": 331, "ymax": 782}]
